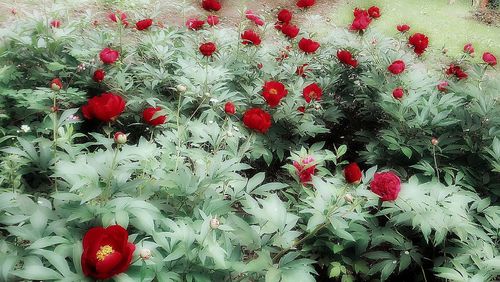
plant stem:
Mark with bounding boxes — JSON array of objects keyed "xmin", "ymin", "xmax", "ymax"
[
  {"xmin": 52, "ymin": 93, "xmax": 58, "ymax": 192},
  {"xmin": 174, "ymin": 92, "xmax": 183, "ymax": 172},
  {"xmin": 432, "ymin": 145, "xmax": 440, "ymax": 181},
  {"xmin": 106, "ymin": 145, "xmax": 120, "ymax": 198}
]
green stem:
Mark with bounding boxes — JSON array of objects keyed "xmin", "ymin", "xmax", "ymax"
[
  {"xmin": 106, "ymin": 145, "xmax": 120, "ymax": 198},
  {"xmin": 52, "ymin": 93, "xmax": 58, "ymax": 192},
  {"xmin": 432, "ymin": 145, "xmax": 440, "ymax": 181},
  {"xmin": 174, "ymin": 92, "xmax": 183, "ymax": 172}
]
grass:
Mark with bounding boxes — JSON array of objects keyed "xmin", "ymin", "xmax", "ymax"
[{"xmin": 331, "ymin": 0, "xmax": 500, "ymax": 59}]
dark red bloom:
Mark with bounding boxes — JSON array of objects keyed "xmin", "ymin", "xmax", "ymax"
[
  {"xmin": 483, "ymin": 52, "xmax": 497, "ymax": 66},
  {"xmin": 463, "ymin": 43, "xmax": 474, "ymax": 54},
  {"xmin": 370, "ymin": 172, "xmax": 401, "ymax": 201},
  {"xmin": 293, "ymin": 156, "xmax": 316, "ymax": 184},
  {"xmin": 302, "ymin": 83, "xmax": 322, "ymax": 103},
  {"xmin": 296, "ymin": 0, "xmax": 316, "ymax": 8},
  {"xmin": 201, "ymin": 0, "xmax": 222, "ymax": 11},
  {"xmin": 437, "ymin": 81, "xmax": 448, "ymax": 92},
  {"xmin": 136, "ymin": 19, "xmax": 153, "ymax": 30},
  {"xmin": 199, "ymin": 42, "xmax": 217, "ymax": 56},
  {"xmin": 337, "ymin": 50, "xmax": 358, "ymax": 68},
  {"xmin": 93, "ymin": 69, "xmax": 105, "ymax": 83},
  {"xmin": 281, "ymin": 23, "xmax": 300, "ymax": 39},
  {"xmin": 224, "ymin": 101, "xmax": 235, "ymax": 115},
  {"xmin": 207, "ymin": 15, "xmax": 220, "ymax": 26},
  {"xmin": 277, "ymin": 9, "xmax": 293, "ymax": 23},
  {"xmin": 243, "ymin": 108, "xmax": 272, "ymax": 133},
  {"xmin": 368, "ymin": 6, "xmax": 381, "ymax": 18},
  {"xmin": 81, "ymin": 225, "xmax": 135, "ymax": 280},
  {"xmin": 186, "ymin": 18, "xmax": 205, "ymax": 30},
  {"xmin": 257, "ymin": 63, "xmax": 263, "ymax": 69},
  {"xmin": 262, "ymin": 81, "xmax": 288, "ymax": 107},
  {"xmin": 408, "ymin": 33, "xmax": 429, "ymax": 55},
  {"xmin": 392, "ymin": 87, "xmax": 404, "ymax": 100},
  {"xmin": 350, "ymin": 8, "xmax": 372, "ymax": 31},
  {"xmin": 298, "ymin": 38, "xmax": 320, "ymax": 54},
  {"xmin": 297, "ymin": 106, "xmax": 306, "ymax": 113},
  {"xmin": 241, "ymin": 30, "xmax": 261, "ymax": 46},
  {"xmin": 99, "ymin": 48, "xmax": 120, "ymax": 64},
  {"xmin": 344, "ymin": 163, "xmax": 362, "ymax": 184},
  {"xmin": 142, "ymin": 107, "xmax": 167, "ymax": 126},
  {"xmin": 245, "ymin": 10, "xmax": 264, "ymax": 26},
  {"xmin": 397, "ymin": 24, "xmax": 410, "ymax": 32},
  {"xmin": 50, "ymin": 20, "xmax": 61, "ymax": 28},
  {"xmin": 387, "ymin": 60, "xmax": 406, "ymax": 75},
  {"xmin": 296, "ymin": 64, "xmax": 309, "ymax": 77},
  {"xmin": 446, "ymin": 64, "xmax": 468, "ymax": 80},
  {"xmin": 82, "ymin": 93, "xmax": 126, "ymax": 122},
  {"xmin": 50, "ymin": 78, "xmax": 63, "ymax": 91}
]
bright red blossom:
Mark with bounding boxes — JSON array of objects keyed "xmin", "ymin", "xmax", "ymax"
[
  {"xmin": 281, "ymin": 23, "xmax": 300, "ymax": 39},
  {"xmin": 245, "ymin": 10, "xmax": 265, "ymax": 26},
  {"xmin": 82, "ymin": 93, "xmax": 126, "ymax": 122},
  {"xmin": 243, "ymin": 108, "xmax": 272, "ymax": 133},
  {"xmin": 201, "ymin": 0, "xmax": 222, "ymax": 11},
  {"xmin": 302, "ymin": 83, "xmax": 322, "ymax": 103},
  {"xmin": 337, "ymin": 50, "xmax": 358, "ymax": 68},
  {"xmin": 199, "ymin": 42, "xmax": 217, "ymax": 56},
  {"xmin": 224, "ymin": 102, "xmax": 235, "ymax": 115},
  {"xmin": 186, "ymin": 18, "xmax": 205, "ymax": 30},
  {"xmin": 142, "ymin": 107, "xmax": 167, "ymax": 126},
  {"xmin": 241, "ymin": 30, "xmax": 261, "ymax": 46},
  {"xmin": 81, "ymin": 225, "xmax": 135, "ymax": 280},
  {"xmin": 397, "ymin": 24, "xmax": 410, "ymax": 32},
  {"xmin": 392, "ymin": 87, "xmax": 404, "ymax": 100},
  {"xmin": 408, "ymin": 33, "xmax": 429, "ymax": 55},
  {"xmin": 50, "ymin": 20, "xmax": 61, "ymax": 28},
  {"xmin": 99, "ymin": 48, "xmax": 120, "ymax": 64},
  {"xmin": 368, "ymin": 6, "xmax": 381, "ymax": 18},
  {"xmin": 298, "ymin": 38, "xmax": 320, "ymax": 54},
  {"xmin": 344, "ymin": 163, "xmax": 362, "ymax": 184},
  {"xmin": 483, "ymin": 52, "xmax": 497, "ymax": 66},
  {"xmin": 296, "ymin": 0, "xmax": 316, "ymax": 8},
  {"xmin": 463, "ymin": 43, "xmax": 474, "ymax": 54},
  {"xmin": 437, "ymin": 81, "xmax": 449, "ymax": 92},
  {"xmin": 446, "ymin": 64, "xmax": 468, "ymax": 80},
  {"xmin": 262, "ymin": 81, "xmax": 288, "ymax": 107},
  {"xmin": 350, "ymin": 8, "xmax": 372, "ymax": 31},
  {"xmin": 136, "ymin": 19, "xmax": 153, "ymax": 30},
  {"xmin": 108, "ymin": 11, "xmax": 128, "ymax": 26},
  {"xmin": 207, "ymin": 15, "xmax": 220, "ymax": 26},
  {"xmin": 370, "ymin": 172, "xmax": 401, "ymax": 201},
  {"xmin": 93, "ymin": 69, "xmax": 105, "ymax": 83},
  {"xmin": 293, "ymin": 156, "xmax": 316, "ymax": 184},
  {"xmin": 387, "ymin": 60, "xmax": 406, "ymax": 75},
  {"xmin": 277, "ymin": 9, "xmax": 293, "ymax": 23}
]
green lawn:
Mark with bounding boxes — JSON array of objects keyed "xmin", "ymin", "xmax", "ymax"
[{"xmin": 331, "ymin": 0, "xmax": 500, "ymax": 60}]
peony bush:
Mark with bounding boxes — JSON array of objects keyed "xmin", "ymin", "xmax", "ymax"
[{"xmin": 0, "ymin": 1, "xmax": 499, "ymax": 281}]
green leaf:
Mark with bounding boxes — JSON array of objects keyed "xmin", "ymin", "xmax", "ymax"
[
  {"xmin": 246, "ymin": 172, "xmax": 266, "ymax": 193},
  {"xmin": 11, "ymin": 265, "xmax": 63, "ymax": 280},
  {"xmin": 28, "ymin": 236, "xmax": 69, "ymax": 250}
]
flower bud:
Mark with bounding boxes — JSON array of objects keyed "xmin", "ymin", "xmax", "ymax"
[
  {"xmin": 114, "ymin": 132, "xmax": 127, "ymax": 144},
  {"xmin": 210, "ymin": 218, "xmax": 220, "ymax": 229},
  {"xmin": 139, "ymin": 248, "xmax": 152, "ymax": 260},
  {"xmin": 344, "ymin": 193, "xmax": 354, "ymax": 203},
  {"xmin": 431, "ymin": 137, "xmax": 439, "ymax": 146},
  {"xmin": 50, "ymin": 78, "xmax": 63, "ymax": 91},
  {"xmin": 204, "ymin": 92, "xmax": 211, "ymax": 98},
  {"xmin": 176, "ymin": 84, "xmax": 187, "ymax": 92}
]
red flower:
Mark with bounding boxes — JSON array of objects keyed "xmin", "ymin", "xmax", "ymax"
[
  {"xmin": 50, "ymin": 78, "xmax": 63, "ymax": 91},
  {"xmin": 199, "ymin": 42, "xmax": 217, "ymax": 56},
  {"xmin": 241, "ymin": 30, "xmax": 261, "ymax": 46},
  {"xmin": 483, "ymin": 52, "xmax": 497, "ymax": 66},
  {"xmin": 274, "ymin": 21, "xmax": 284, "ymax": 31},
  {"xmin": 437, "ymin": 81, "xmax": 448, "ymax": 92},
  {"xmin": 368, "ymin": 6, "xmax": 381, "ymax": 18},
  {"xmin": 392, "ymin": 87, "xmax": 404, "ymax": 100},
  {"xmin": 186, "ymin": 18, "xmax": 205, "ymax": 30},
  {"xmin": 82, "ymin": 92, "xmax": 126, "ymax": 122},
  {"xmin": 224, "ymin": 101, "xmax": 236, "ymax": 115},
  {"xmin": 387, "ymin": 60, "xmax": 406, "ymax": 75},
  {"xmin": 446, "ymin": 64, "xmax": 468, "ymax": 80},
  {"xmin": 142, "ymin": 107, "xmax": 167, "ymax": 126},
  {"xmin": 207, "ymin": 15, "xmax": 220, "ymax": 26},
  {"xmin": 344, "ymin": 163, "xmax": 362, "ymax": 184},
  {"xmin": 81, "ymin": 225, "xmax": 135, "ymax": 280},
  {"xmin": 245, "ymin": 10, "xmax": 265, "ymax": 26},
  {"xmin": 108, "ymin": 11, "xmax": 128, "ymax": 26},
  {"xmin": 408, "ymin": 33, "xmax": 429, "ymax": 55},
  {"xmin": 262, "ymin": 81, "xmax": 288, "ymax": 108},
  {"xmin": 298, "ymin": 38, "xmax": 320, "ymax": 54},
  {"xmin": 201, "ymin": 0, "xmax": 222, "ymax": 11},
  {"xmin": 281, "ymin": 23, "xmax": 300, "ymax": 39},
  {"xmin": 463, "ymin": 43, "xmax": 474, "ymax": 54},
  {"xmin": 277, "ymin": 9, "xmax": 293, "ymax": 23},
  {"xmin": 296, "ymin": 64, "xmax": 309, "ymax": 77},
  {"xmin": 337, "ymin": 50, "xmax": 358, "ymax": 68},
  {"xmin": 243, "ymin": 108, "xmax": 272, "ymax": 133},
  {"xmin": 302, "ymin": 83, "xmax": 322, "ymax": 103},
  {"xmin": 50, "ymin": 20, "xmax": 61, "ymax": 28},
  {"xmin": 397, "ymin": 24, "xmax": 410, "ymax": 32},
  {"xmin": 257, "ymin": 63, "xmax": 263, "ymax": 69},
  {"xmin": 99, "ymin": 48, "xmax": 120, "ymax": 64},
  {"xmin": 293, "ymin": 156, "xmax": 316, "ymax": 184},
  {"xmin": 297, "ymin": 106, "xmax": 306, "ymax": 113},
  {"xmin": 136, "ymin": 19, "xmax": 153, "ymax": 30},
  {"xmin": 296, "ymin": 0, "xmax": 316, "ymax": 8},
  {"xmin": 350, "ymin": 8, "xmax": 372, "ymax": 31},
  {"xmin": 93, "ymin": 69, "xmax": 105, "ymax": 83},
  {"xmin": 370, "ymin": 172, "xmax": 401, "ymax": 201}
]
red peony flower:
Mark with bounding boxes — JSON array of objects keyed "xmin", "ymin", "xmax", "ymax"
[
  {"xmin": 337, "ymin": 50, "xmax": 358, "ymax": 68},
  {"xmin": 224, "ymin": 101, "xmax": 235, "ymax": 115},
  {"xmin": 245, "ymin": 10, "xmax": 265, "ymax": 26},
  {"xmin": 142, "ymin": 107, "xmax": 167, "ymax": 126},
  {"xmin": 93, "ymin": 69, "xmax": 105, "ymax": 83},
  {"xmin": 108, "ymin": 11, "xmax": 128, "ymax": 26},
  {"xmin": 296, "ymin": 63, "xmax": 309, "ymax": 77},
  {"xmin": 281, "ymin": 23, "xmax": 300, "ymax": 39},
  {"xmin": 296, "ymin": 0, "xmax": 316, "ymax": 8},
  {"xmin": 483, "ymin": 52, "xmax": 497, "ymax": 66},
  {"xmin": 257, "ymin": 63, "xmax": 263, "ymax": 69},
  {"xmin": 277, "ymin": 9, "xmax": 293, "ymax": 23},
  {"xmin": 446, "ymin": 64, "xmax": 468, "ymax": 80},
  {"xmin": 397, "ymin": 24, "xmax": 410, "ymax": 32},
  {"xmin": 82, "ymin": 92, "xmax": 126, "ymax": 122},
  {"xmin": 298, "ymin": 38, "xmax": 320, "ymax": 54},
  {"xmin": 408, "ymin": 33, "xmax": 429, "ymax": 55},
  {"xmin": 463, "ymin": 43, "xmax": 474, "ymax": 54},
  {"xmin": 350, "ymin": 8, "xmax": 372, "ymax": 31},
  {"xmin": 344, "ymin": 163, "xmax": 362, "ymax": 184},
  {"xmin": 199, "ymin": 42, "xmax": 217, "ymax": 56},
  {"xmin": 50, "ymin": 20, "xmax": 61, "ymax": 28},
  {"xmin": 302, "ymin": 83, "xmax": 322, "ymax": 103},
  {"xmin": 99, "ymin": 48, "xmax": 120, "ymax": 64},
  {"xmin": 392, "ymin": 87, "xmax": 404, "ymax": 100},
  {"xmin": 50, "ymin": 78, "xmax": 63, "ymax": 91},
  {"xmin": 262, "ymin": 81, "xmax": 288, "ymax": 108},
  {"xmin": 437, "ymin": 81, "xmax": 448, "ymax": 92},
  {"xmin": 81, "ymin": 225, "xmax": 135, "ymax": 280},
  {"xmin": 370, "ymin": 172, "xmax": 401, "ymax": 201},
  {"xmin": 368, "ymin": 6, "xmax": 381, "ymax": 18},
  {"xmin": 186, "ymin": 18, "xmax": 205, "ymax": 30},
  {"xmin": 387, "ymin": 60, "xmax": 406, "ymax": 75},
  {"xmin": 241, "ymin": 30, "xmax": 261, "ymax": 46},
  {"xmin": 293, "ymin": 156, "xmax": 316, "ymax": 184},
  {"xmin": 243, "ymin": 108, "xmax": 272, "ymax": 133},
  {"xmin": 136, "ymin": 19, "xmax": 153, "ymax": 30},
  {"xmin": 297, "ymin": 106, "xmax": 306, "ymax": 113},
  {"xmin": 201, "ymin": 0, "xmax": 222, "ymax": 11},
  {"xmin": 207, "ymin": 15, "xmax": 220, "ymax": 26}
]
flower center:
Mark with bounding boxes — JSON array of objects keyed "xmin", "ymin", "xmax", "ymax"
[
  {"xmin": 309, "ymin": 91, "xmax": 317, "ymax": 99},
  {"xmin": 96, "ymin": 245, "xmax": 115, "ymax": 261},
  {"xmin": 269, "ymin": 88, "xmax": 278, "ymax": 95}
]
